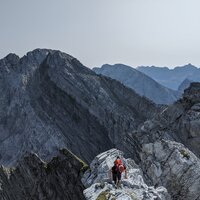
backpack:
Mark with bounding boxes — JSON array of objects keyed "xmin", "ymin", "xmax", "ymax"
[
  {"xmin": 118, "ymin": 164, "xmax": 125, "ymax": 173},
  {"xmin": 114, "ymin": 158, "xmax": 122, "ymax": 166},
  {"xmin": 114, "ymin": 159, "xmax": 125, "ymax": 173}
]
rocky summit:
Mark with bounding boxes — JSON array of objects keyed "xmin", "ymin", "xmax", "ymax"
[
  {"xmin": 82, "ymin": 149, "xmax": 170, "ymax": 200},
  {"xmin": 0, "ymin": 49, "xmax": 158, "ymax": 166}
]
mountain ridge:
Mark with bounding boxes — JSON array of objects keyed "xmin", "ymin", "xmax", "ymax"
[
  {"xmin": 137, "ymin": 64, "xmax": 200, "ymax": 90},
  {"xmin": 1, "ymin": 49, "xmax": 200, "ymax": 199},
  {"xmin": 0, "ymin": 148, "xmax": 87, "ymax": 200},
  {"xmin": 0, "ymin": 49, "xmax": 158, "ymax": 166},
  {"xmin": 94, "ymin": 64, "xmax": 181, "ymax": 104}
]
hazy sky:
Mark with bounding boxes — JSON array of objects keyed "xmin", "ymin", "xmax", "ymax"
[{"xmin": 1, "ymin": 0, "xmax": 200, "ymax": 68}]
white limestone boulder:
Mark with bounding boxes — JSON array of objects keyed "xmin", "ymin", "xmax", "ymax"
[{"xmin": 82, "ymin": 149, "xmax": 170, "ymax": 200}]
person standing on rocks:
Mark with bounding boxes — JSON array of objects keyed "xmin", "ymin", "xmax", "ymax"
[{"xmin": 110, "ymin": 156, "xmax": 127, "ymax": 188}]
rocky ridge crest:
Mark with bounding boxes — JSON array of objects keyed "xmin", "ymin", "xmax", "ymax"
[
  {"xmin": 82, "ymin": 149, "xmax": 170, "ymax": 200},
  {"xmin": 0, "ymin": 149, "xmax": 86, "ymax": 200},
  {"xmin": 138, "ymin": 82, "xmax": 200, "ymax": 158}
]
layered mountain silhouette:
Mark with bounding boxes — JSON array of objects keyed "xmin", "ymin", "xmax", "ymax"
[
  {"xmin": 178, "ymin": 78, "xmax": 192, "ymax": 93},
  {"xmin": 1, "ymin": 49, "xmax": 200, "ymax": 200},
  {"xmin": 137, "ymin": 64, "xmax": 200, "ymax": 90},
  {"xmin": 94, "ymin": 64, "xmax": 180, "ymax": 105}
]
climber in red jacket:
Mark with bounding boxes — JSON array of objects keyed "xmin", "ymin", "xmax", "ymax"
[{"xmin": 110, "ymin": 156, "xmax": 127, "ymax": 188}]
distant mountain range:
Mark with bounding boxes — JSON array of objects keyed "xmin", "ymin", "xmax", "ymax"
[
  {"xmin": 93, "ymin": 64, "xmax": 181, "ymax": 105},
  {"xmin": 137, "ymin": 63, "xmax": 200, "ymax": 90}
]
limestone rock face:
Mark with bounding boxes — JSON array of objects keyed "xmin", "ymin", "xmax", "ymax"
[
  {"xmin": 140, "ymin": 140, "xmax": 200, "ymax": 200},
  {"xmin": 82, "ymin": 149, "xmax": 170, "ymax": 200},
  {"xmin": 138, "ymin": 83, "xmax": 200, "ymax": 158},
  {"xmin": 0, "ymin": 49, "xmax": 158, "ymax": 166},
  {"xmin": 0, "ymin": 149, "xmax": 86, "ymax": 200}
]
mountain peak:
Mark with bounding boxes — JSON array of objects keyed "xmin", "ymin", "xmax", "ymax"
[
  {"xmin": 1, "ymin": 53, "xmax": 20, "ymax": 66},
  {"xmin": 175, "ymin": 63, "xmax": 197, "ymax": 70},
  {"xmin": 185, "ymin": 63, "xmax": 196, "ymax": 68}
]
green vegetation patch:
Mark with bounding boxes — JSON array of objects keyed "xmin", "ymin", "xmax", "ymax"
[
  {"xmin": 131, "ymin": 193, "xmax": 138, "ymax": 200},
  {"xmin": 180, "ymin": 149, "xmax": 190, "ymax": 160},
  {"xmin": 96, "ymin": 191, "xmax": 112, "ymax": 200},
  {"xmin": 60, "ymin": 148, "xmax": 89, "ymax": 172}
]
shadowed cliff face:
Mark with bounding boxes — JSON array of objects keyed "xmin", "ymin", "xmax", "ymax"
[
  {"xmin": 138, "ymin": 82, "xmax": 200, "ymax": 158},
  {"xmin": 0, "ymin": 49, "xmax": 158, "ymax": 166},
  {"xmin": 0, "ymin": 149, "xmax": 87, "ymax": 200}
]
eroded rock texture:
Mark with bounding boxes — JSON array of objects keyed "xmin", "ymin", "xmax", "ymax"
[
  {"xmin": 82, "ymin": 149, "xmax": 170, "ymax": 200},
  {"xmin": 0, "ymin": 149, "xmax": 86, "ymax": 200},
  {"xmin": 138, "ymin": 82, "xmax": 200, "ymax": 158},
  {"xmin": 0, "ymin": 49, "xmax": 158, "ymax": 166},
  {"xmin": 141, "ymin": 140, "xmax": 200, "ymax": 200}
]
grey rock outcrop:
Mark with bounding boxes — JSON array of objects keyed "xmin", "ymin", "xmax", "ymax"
[
  {"xmin": 132, "ymin": 83, "xmax": 200, "ymax": 199},
  {"xmin": 140, "ymin": 140, "xmax": 200, "ymax": 200},
  {"xmin": 0, "ymin": 49, "xmax": 158, "ymax": 166},
  {"xmin": 82, "ymin": 149, "xmax": 170, "ymax": 200},
  {"xmin": 94, "ymin": 64, "xmax": 180, "ymax": 105},
  {"xmin": 138, "ymin": 82, "xmax": 200, "ymax": 158},
  {"xmin": 0, "ymin": 148, "xmax": 87, "ymax": 200}
]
